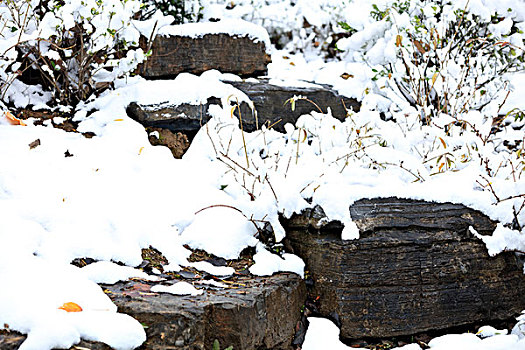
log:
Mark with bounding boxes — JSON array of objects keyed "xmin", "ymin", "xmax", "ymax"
[
  {"xmin": 126, "ymin": 79, "xmax": 360, "ymax": 135},
  {"xmin": 137, "ymin": 34, "xmax": 271, "ymax": 79},
  {"xmin": 283, "ymin": 197, "xmax": 525, "ymax": 339}
]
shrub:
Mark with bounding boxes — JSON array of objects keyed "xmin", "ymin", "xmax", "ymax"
[{"xmin": 1, "ymin": 0, "xmax": 149, "ymax": 107}]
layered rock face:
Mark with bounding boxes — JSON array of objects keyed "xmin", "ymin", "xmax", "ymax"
[{"xmin": 283, "ymin": 197, "xmax": 525, "ymax": 338}]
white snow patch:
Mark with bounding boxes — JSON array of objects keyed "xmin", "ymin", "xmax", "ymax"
[{"xmin": 151, "ymin": 282, "xmax": 203, "ymax": 296}]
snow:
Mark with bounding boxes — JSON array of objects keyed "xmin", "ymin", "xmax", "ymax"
[
  {"xmin": 188, "ymin": 261, "xmax": 235, "ymax": 277},
  {"xmin": 158, "ymin": 18, "xmax": 272, "ymax": 51},
  {"xmin": 151, "ymin": 281, "xmax": 203, "ymax": 296},
  {"xmin": 79, "ymin": 261, "xmax": 161, "ymax": 284},
  {"xmin": 249, "ymin": 243, "xmax": 305, "ymax": 277}
]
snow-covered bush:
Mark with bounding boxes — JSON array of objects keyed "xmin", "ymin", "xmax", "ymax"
[
  {"xmin": 338, "ymin": 0, "xmax": 525, "ymax": 120},
  {"xmin": 329, "ymin": 0, "xmax": 525, "ymax": 229},
  {"xmin": 201, "ymin": 0, "xmax": 350, "ymax": 53},
  {"xmin": 141, "ymin": 0, "xmax": 203, "ymax": 23},
  {"xmin": 1, "ymin": 0, "xmax": 149, "ymax": 107}
]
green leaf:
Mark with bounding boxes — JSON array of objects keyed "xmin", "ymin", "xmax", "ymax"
[
  {"xmin": 338, "ymin": 21, "xmax": 353, "ymax": 31},
  {"xmin": 213, "ymin": 340, "xmax": 220, "ymax": 350}
]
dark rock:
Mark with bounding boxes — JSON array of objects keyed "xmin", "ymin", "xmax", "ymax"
[
  {"xmin": 284, "ymin": 197, "xmax": 525, "ymax": 339},
  {"xmin": 126, "ymin": 79, "xmax": 360, "ymax": 136},
  {"xmin": 0, "ymin": 331, "xmax": 112, "ymax": 350},
  {"xmin": 0, "ymin": 331, "xmax": 24, "ymax": 350},
  {"xmin": 105, "ymin": 273, "xmax": 305, "ymax": 349},
  {"xmin": 227, "ymin": 80, "xmax": 360, "ymax": 133},
  {"xmin": 138, "ymin": 33, "xmax": 271, "ymax": 79}
]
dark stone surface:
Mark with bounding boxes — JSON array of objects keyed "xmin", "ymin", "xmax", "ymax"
[
  {"xmin": 1, "ymin": 273, "xmax": 305, "ymax": 350},
  {"xmin": 283, "ymin": 197, "xmax": 525, "ymax": 339},
  {"xmin": 0, "ymin": 331, "xmax": 112, "ymax": 350},
  {"xmin": 105, "ymin": 273, "xmax": 305, "ymax": 350},
  {"xmin": 137, "ymin": 34, "xmax": 271, "ymax": 79},
  {"xmin": 126, "ymin": 79, "xmax": 360, "ymax": 135}
]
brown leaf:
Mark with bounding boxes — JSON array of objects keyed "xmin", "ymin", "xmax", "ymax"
[
  {"xmin": 340, "ymin": 73, "xmax": 354, "ymax": 80},
  {"xmin": 29, "ymin": 139, "xmax": 41, "ymax": 150},
  {"xmin": 413, "ymin": 40, "xmax": 427, "ymax": 54}
]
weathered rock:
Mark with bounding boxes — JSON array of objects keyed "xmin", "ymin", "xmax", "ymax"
[
  {"xmin": 1, "ymin": 274, "xmax": 305, "ymax": 350},
  {"xmin": 283, "ymin": 197, "xmax": 525, "ymax": 339},
  {"xmin": 126, "ymin": 79, "xmax": 360, "ymax": 136},
  {"xmin": 138, "ymin": 34, "xmax": 271, "ymax": 79},
  {"xmin": 105, "ymin": 273, "xmax": 305, "ymax": 349},
  {"xmin": 147, "ymin": 127, "xmax": 191, "ymax": 159},
  {"xmin": 0, "ymin": 331, "xmax": 112, "ymax": 350}
]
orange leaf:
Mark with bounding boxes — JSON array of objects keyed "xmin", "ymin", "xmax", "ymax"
[
  {"xmin": 3, "ymin": 111, "xmax": 26, "ymax": 126},
  {"xmin": 438, "ymin": 137, "xmax": 447, "ymax": 149},
  {"xmin": 58, "ymin": 302, "xmax": 83, "ymax": 312}
]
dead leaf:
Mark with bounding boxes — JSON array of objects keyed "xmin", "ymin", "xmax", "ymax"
[
  {"xmin": 59, "ymin": 302, "xmax": 83, "ymax": 312},
  {"xmin": 395, "ymin": 34, "xmax": 402, "ymax": 47},
  {"xmin": 432, "ymin": 72, "xmax": 438, "ymax": 85},
  {"xmin": 3, "ymin": 111, "xmax": 26, "ymax": 126},
  {"xmin": 413, "ymin": 40, "xmax": 427, "ymax": 54},
  {"xmin": 438, "ymin": 137, "xmax": 447, "ymax": 149},
  {"xmin": 29, "ymin": 139, "xmax": 41, "ymax": 149},
  {"xmin": 340, "ymin": 73, "xmax": 354, "ymax": 80}
]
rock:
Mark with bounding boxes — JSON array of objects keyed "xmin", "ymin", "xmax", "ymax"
[
  {"xmin": 138, "ymin": 34, "xmax": 271, "ymax": 79},
  {"xmin": 0, "ymin": 331, "xmax": 112, "ymax": 350},
  {"xmin": 147, "ymin": 127, "xmax": 190, "ymax": 159},
  {"xmin": 227, "ymin": 80, "xmax": 360, "ymax": 133},
  {"xmin": 126, "ymin": 79, "xmax": 360, "ymax": 136},
  {"xmin": 105, "ymin": 273, "xmax": 305, "ymax": 349},
  {"xmin": 283, "ymin": 197, "xmax": 525, "ymax": 339},
  {"xmin": 1, "ymin": 274, "xmax": 305, "ymax": 349}
]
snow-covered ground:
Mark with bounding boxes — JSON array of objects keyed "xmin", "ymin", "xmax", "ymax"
[{"xmin": 1, "ymin": 0, "xmax": 525, "ymax": 349}]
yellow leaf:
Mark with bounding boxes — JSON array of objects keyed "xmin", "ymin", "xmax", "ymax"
[
  {"xmin": 432, "ymin": 72, "xmax": 438, "ymax": 85},
  {"xmin": 395, "ymin": 35, "xmax": 402, "ymax": 47},
  {"xmin": 138, "ymin": 146, "xmax": 144, "ymax": 155},
  {"xmin": 114, "ymin": 118, "xmax": 123, "ymax": 121}
]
